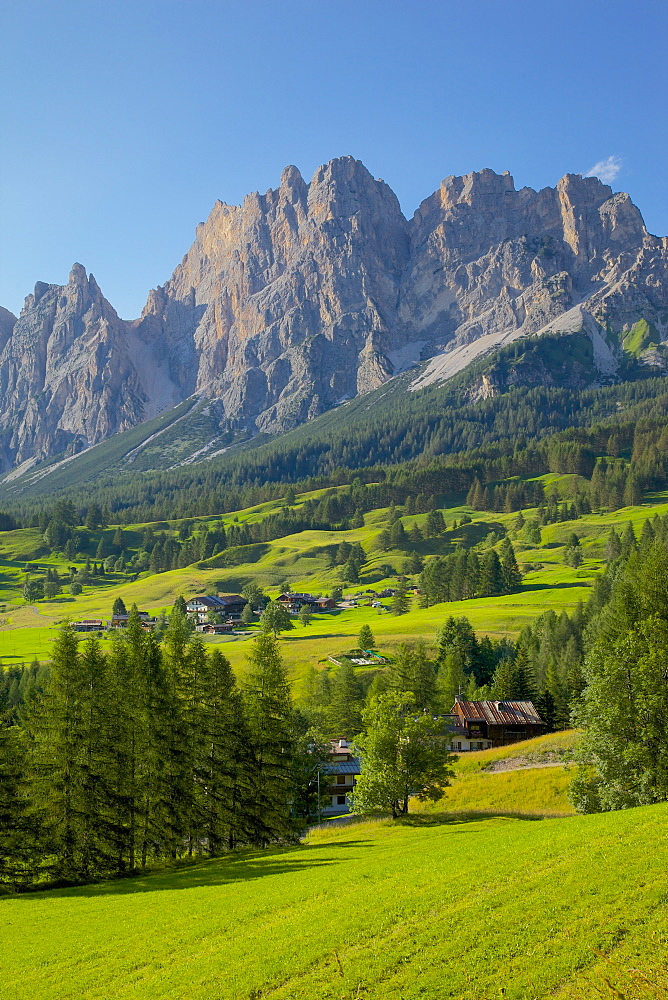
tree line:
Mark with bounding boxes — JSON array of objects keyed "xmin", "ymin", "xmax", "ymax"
[
  {"xmin": 0, "ymin": 608, "xmax": 327, "ymax": 891},
  {"xmin": 3, "ymin": 372, "xmax": 668, "ymax": 525}
]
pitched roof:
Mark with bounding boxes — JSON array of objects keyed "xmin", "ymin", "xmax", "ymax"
[
  {"xmin": 323, "ymin": 761, "xmax": 361, "ymax": 775},
  {"xmin": 187, "ymin": 594, "xmax": 244, "ymax": 609},
  {"xmin": 453, "ymin": 700, "xmax": 544, "ymax": 725}
]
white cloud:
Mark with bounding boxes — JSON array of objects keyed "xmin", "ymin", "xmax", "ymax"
[{"xmin": 585, "ymin": 155, "xmax": 623, "ymax": 184}]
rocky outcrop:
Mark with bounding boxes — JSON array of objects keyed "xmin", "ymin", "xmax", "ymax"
[
  {"xmin": 0, "ymin": 265, "xmax": 179, "ymax": 471},
  {"xmin": 1, "ymin": 158, "xmax": 667, "ymax": 471},
  {"xmin": 135, "ymin": 157, "xmax": 410, "ymax": 432}
]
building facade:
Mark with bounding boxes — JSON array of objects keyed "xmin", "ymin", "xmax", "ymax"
[
  {"xmin": 322, "ymin": 738, "xmax": 361, "ymax": 815},
  {"xmin": 186, "ymin": 595, "xmax": 245, "ymax": 623},
  {"xmin": 449, "ymin": 697, "xmax": 544, "ymax": 749}
]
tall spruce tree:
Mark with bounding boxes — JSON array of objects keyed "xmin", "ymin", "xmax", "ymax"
[
  {"xmin": 243, "ymin": 632, "xmax": 296, "ymax": 844},
  {"xmin": 500, "ymin": 538, "xmax": 522, "ymax": 591},
  {"xmin": 24, "ymin": 626, "xmax": 105, "ymax": 882},
  {"xmin": 326, "ymin": 660, "xmax": 363, "ymax": 738},
  {"xmin": 0, "ymin": 723, "xmax": 32, "ymax": 888},
  {"xmin": 200, "ymin": 648, "xmax": 252, "ymax": 853}
]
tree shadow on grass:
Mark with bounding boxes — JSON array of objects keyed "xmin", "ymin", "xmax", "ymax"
[{"xmin": 1, "ymin": 840, "xmax": 374, "ymax": 902}]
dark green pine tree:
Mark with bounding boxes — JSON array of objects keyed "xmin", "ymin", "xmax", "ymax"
[
  {"xmin": 135, "ymin": 630, "xmax": 177, "ymax": 867},
  {"xmin": 391, "ymin": 580, "xmax": 410, "ymax": 616},
  {"xmin": 509, "ymin": 646, "xmax": 536, "ymax": 701},
  {"xmin": 105, "ymin": 611, "xmax": 156, "ymax": 874},
  {"xmin": 0, "ymin": 723, "xmax": 33, "ymax": 889},
  {"xmin": 24, "ymin": 626, "xmax": 106, "ymax": 882},
  {"xmin": 164, "ymin": 612, "xmax": 209, "ymax": 856},
  {"xmin": 112, "ymin": 596, "xmax": 127, "ymax": 616},
  {"xmin": 243, "ymin": 632, "xmax": 296, "ymax": 845},
  {"xmin": 464, "ymin": 550, "xmax": 480, "ymax": 599},
  {"xmin": 606, "ymin": 528, "xmax": 622, "ymax": 562},
  {"xmin": 389, "ymin": 519, "xmax": 408, "ymax": 550},
  {"xmin": 499, "ymin": 538, "xmax": 522, "ymax": 592},
  {"xmin": 449, "ymin": 550, "xmax": 468, "ymax": 601},
  {"xmin": 200, "ymin": 648, "xmax": 253, "ymax": 853},
  {"xmin": 159, "ymin": 609, "xmax": 195, "ymax": 858},
  {"xmin": 173, "ymin": 595, "xmax": 188, "ymax": 617},
  {"xmin": 535, "ymin": 686, "xmax": 557, "ymax": 731},
  {"xmin": 478, "ymin": 550, "xmax": 504, "ymax": 597},
  {"xmin": 326, "ymin": 660, "xmax": 363, "ymax": 738},
  {"xmin": 404, "ymin": 640, "xmax": 436, "ymax": 712},
  {"xmin": 621, "ymin": 522, "xmax": 637, "ymax": 558},
  {"xmin": 491, "ymin": 655, "xmax": 517, "ymax": 700}
]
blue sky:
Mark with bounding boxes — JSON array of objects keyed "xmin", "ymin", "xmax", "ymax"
[{"xmin": 1, "ymin": 0, "xmax": 666, "ymax": 319}]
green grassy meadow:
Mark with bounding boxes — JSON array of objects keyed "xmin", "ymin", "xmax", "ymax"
[
  {"xmin": 2, "ymin": 488, "xmax": 668, "ymax": 686},
  {"xmin": 0, "ymin": 488, "xmax": 661, "ymax": 676},
  {"xmin": 2, "ymin": 794, "xmax": 666, "ymax": 1000}
]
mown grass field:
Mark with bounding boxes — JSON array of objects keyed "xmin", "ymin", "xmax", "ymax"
[{"xmin": 2, "ymin": 791, "xmax": 666, "ymax": 1000}]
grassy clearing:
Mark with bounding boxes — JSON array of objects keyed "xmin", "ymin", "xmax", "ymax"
[
  {"xmin": 412, "ymin": 731, "xmax": 579, "ymax": 819},
  {"xmin": 2, "ymin": 800, "xmax": 666, "ymax": 1000}
]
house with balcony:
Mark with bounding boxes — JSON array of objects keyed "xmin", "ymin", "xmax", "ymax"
[
  {"xmin": 448, "ymin": 696, "xmax": 544, "ymax": 749},
  {"xmin": 109, "ymin": 612, "xmax": 156, "ymax": 629},
  {"xmin": 186, "ymin": 594, "xmax": 246, "ymax": 623},
  {"xmin": 321, "ymin": 738, "xmax": 361, "ymax": 815},
  {"xmin": 277, "ymin": 592, "xmax": 337, "ymax": 613}
]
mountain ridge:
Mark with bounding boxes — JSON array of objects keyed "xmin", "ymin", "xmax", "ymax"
[{"xmin": 1, "ymin": 156, "xmax": 667, "ymax": 475}]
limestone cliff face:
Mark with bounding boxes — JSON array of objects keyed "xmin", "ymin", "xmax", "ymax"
[
  {"xmin": 403, "ymin": 169, "xmax": 661, "ymax": 350},
  {"xmin": 135, "ymin": 157, "xmax": 410, "ymax": 431},
  {"xmin": 1, "ymin": 158, "xmax": 667, "ymax": 471},
  {"xmin": 0, "ymin": 265, "xmax": 179, "ymax": 471}
]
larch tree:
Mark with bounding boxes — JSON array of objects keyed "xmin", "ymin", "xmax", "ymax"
[{"xmin": 243, "ymin": 631, "xmax": 296, "ymax": 844}]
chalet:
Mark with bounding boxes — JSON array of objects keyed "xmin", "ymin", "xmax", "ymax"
[
  {"xmin": 71, "ymin": 619, "xmax": 104, "ymax": 632},
  {"xmin": 322, "ymin": 738, "xmax": 361, "ymax": 815},
  {"xmin": 110, "ymin": 612, "xmax": 156, "ymax": 629},
  {"xmin": 313, "ymin": 596, "xmax": 337, "ymax": 611},
  {"xmin": 449, "ymin": 696, "xmax": 544, "ymax": 749},
  {"xmin": 276, "ymin": 593, "xmax": 336, "ymax": 613},
  {"xmin": 186, "ymin": 595, "xmax": 246, "ymax": 623},
  {"xmin": 195, "ymin": 622, "xmax": 233, "ymax": 634}
]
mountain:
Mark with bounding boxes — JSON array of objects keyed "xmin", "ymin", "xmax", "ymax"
[{"xmin": 1, "ymin": 157, "xmax": 667, "ymax": 475}]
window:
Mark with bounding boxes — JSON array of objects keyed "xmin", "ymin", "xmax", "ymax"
[
  {"xmin": 477, "ymin": 742, "xmax": 484, "ymax": 750},
  {"xmin": 337, "ymin": 795, "xmax": 346, "ymax": 805},
  {"xmin": 336, "ymin": 775, "xmax": 346, "ymax": 784},
  {"xmin": 457, "ymin": 742, "xmax": 462, "ymax": 750}
]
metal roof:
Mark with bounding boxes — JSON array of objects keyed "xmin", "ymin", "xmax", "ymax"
[
  {"xmin": 324, "ymin": 760, "xmax": 361, "ymax": 775},
  {"xmin": 454, "ymin": 700, "xmax": 544, "ymax": 725}
]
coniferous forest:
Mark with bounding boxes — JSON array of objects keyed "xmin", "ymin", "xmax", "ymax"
[{"xmin": 0, "ymin": 608, "xmax": 328, "ymax": 890}]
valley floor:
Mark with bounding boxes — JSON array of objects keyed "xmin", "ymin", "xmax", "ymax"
[{"xmin": 3, "ymin": 490, "xmax": 668, "ymax": 684}]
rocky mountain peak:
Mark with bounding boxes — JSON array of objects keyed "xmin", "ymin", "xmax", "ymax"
[{"xmin": 0, "ymin": 157, "xmax": 666, "ymax": 474}]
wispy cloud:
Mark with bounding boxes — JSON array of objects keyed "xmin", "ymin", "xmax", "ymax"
[{"xmin": 585, "ymin": 155, "xmax": 623, "ymax": 184}]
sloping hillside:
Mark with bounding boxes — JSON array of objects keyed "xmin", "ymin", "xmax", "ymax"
[{"xmin": 1, "ymin": 797, "xmax": 666, "ymax": 999}]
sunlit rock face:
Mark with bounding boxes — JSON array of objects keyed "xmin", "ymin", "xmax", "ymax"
[{"xmin": 1, "ymin": 157, "xmax": 666, "ymax": 471}]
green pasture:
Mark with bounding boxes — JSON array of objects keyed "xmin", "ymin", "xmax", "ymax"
[
  {"xmin": 3, "ymin": 493, "xmax": 668, "ymax": 670},
  {"xmin": 2, "ymin": 794, "xmax": 666, "ymax": 1000},
  {"xmin": 415, "ymin": 731, "xmax": 579, "ymax": 818}
]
